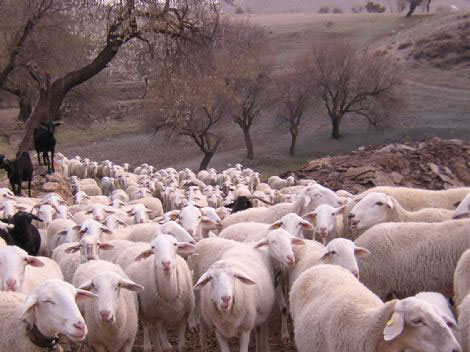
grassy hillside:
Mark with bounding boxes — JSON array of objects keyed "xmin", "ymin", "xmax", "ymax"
[{"xmin": 2, "ymin": 12, "xmax": 470, "ymax": 176}]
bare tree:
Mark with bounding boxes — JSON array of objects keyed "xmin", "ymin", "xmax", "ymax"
[
  {"xmin": 151, "ymin": 60, "xmax": 230, "ymax": 171},
  {"xmin": 396, "ymin": 0, "xmax": 407, "ymax": 12},
  {"xmin": 309, "ymin": 40, "xmax": 402, "ymax": 140},
  {"xmin": 6, "ymin": 0, "xmax": 224, "ymax": 152},
  {"xmin": 222, "ymin": 22, "xmax": 271, "ymax": 160},
  {"xmin": 275, "ymin": 63, "xmax": 312, "ymax": 156},
  {"xmin": 406, "ymin": 0, "xmax": 431, "ymax": 17}
]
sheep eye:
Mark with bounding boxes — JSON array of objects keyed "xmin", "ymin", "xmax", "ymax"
[
  {"xmin": 331, "ymin": 213, "xmax": 335, "ymax": 216},
  {"xmin": 174, "ymin": 243, "xmax": 177, "ymax": 246},
  {"xmin": 43, "ymin": 300, "xmax": 56, "ymax": 305},
  {"xmin": 330, "ymin": 250, "xmax": 337, "ymax": 255},
  {"xmin": 376, "ymin": 202, "xmax": 384, "ymax": 206},
  {"xmin": 411, "ymin": 318, "xmax": 423, "ymax": 325}
]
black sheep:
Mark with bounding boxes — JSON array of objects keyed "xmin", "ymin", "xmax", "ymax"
[
  {"xmin": 0, "ymin": 152, "xmax": 33, "ymax": 197},
  {"xmin": 33, "ymin": 121, "xmax": 62, "ymax": 174},
  {"xmin": 226, "ymin": 196, "xmax": 253, "ymax": 213},
  {"xmin": 0, "ymin": 211, "xmax": 43, "ymax": 256}
]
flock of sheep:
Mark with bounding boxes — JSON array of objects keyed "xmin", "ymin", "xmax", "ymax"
[{"xmin": 0, "ymin": 152, "xmax": 470, "ymax": 352}]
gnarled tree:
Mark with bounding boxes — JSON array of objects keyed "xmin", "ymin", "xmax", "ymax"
[
  {"xmin": 9, "ymin": 0, "xmax": 224, "ymax": 152},
  {"xmin": 275, "ymin": 62, "xmax": 312, "ymax": 156},
  {"xmin": 309, "ymin": 40, "xmax": 402, "ymax": 139},
  {"xmin": 406, "ymin": 0, "xmax": 431, "ymax": 17}
]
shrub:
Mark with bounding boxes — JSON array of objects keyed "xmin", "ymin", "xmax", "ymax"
[
  {"xmin": 235, "ymin": 6, "xmax": 244, "ymax": 14},
  {"xmin": 318, "ymin": 6, "xmax": 330, "ymax": 14},
  {"xmin": 332, "ymin": 7, "xmax": 343, "ymax": 14},
  {"xmin": 352, "ymin": 5, "xmax": 365, "ymax": 13},
  {"xmin": 365, "ymin": 1, "xmax": 386, "ymax": 13}
]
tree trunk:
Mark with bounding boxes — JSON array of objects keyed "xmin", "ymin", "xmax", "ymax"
[
  {"xmin": 406, "ymin": 0, "xmax": 418, "ymax": 17},
  {"xmin": 243, "ymin": 128, "xmax": 254, "ymax": 160},
  {"xmin": 331, "ymin": 117, "xmax": 341, "ymax": 140},
  {"xmin": 289, "ymin": 127, "xmax": 298, "ymax": 156},
  {"xmin": 199, "ymin": 152, "xmax": 214, "ymax": 171}
]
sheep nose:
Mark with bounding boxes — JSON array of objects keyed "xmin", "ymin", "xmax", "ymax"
[
  {"xmin": 99, "ymin": 310, "xmax": 111, "ymax": 321},
  {"xmin": 73, "ymin": 321, "xmax": 86, "ymax": 331},
  {"xmin": 286, "ymin": 255, "xmax": 295, "ymax": 266},
  {"xmin": 348, "ymin": 213, "xmax": 355, "ymax": 219},
  {"xmin": 221, "ymin": 296, "xmax": 231, "ymax": 303},
  {"xmin": 6, "ymin": 279, "xmax": 17, "ymax": 291},
  {"xmin": 161, "ymin": 260, "xmax": 171, "ymax": 271}
]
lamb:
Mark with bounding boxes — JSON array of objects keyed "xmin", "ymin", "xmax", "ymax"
[
  {"xmin": 128, "ymin": 197, "xmax": 163, "ymax": 218},
  {"xmin": 0, "ymin": 245, "xmax": 63, "ymax": 294},
  {"xmin": 219, "ymin": 212, "xmax": 314, "ymax": 241},
  {"xmin": 0, "ymin": 279, "xmax": 96, "ymax": 351},
  {"xmin": 268, "ymin": 175, "xmax": 295, "ymax": 190},
  {"xmin": 355, "ymin": 219, "xmax": 470, "ymax": 300},
  {"xmin": 194, "ymin": 242, "xmax": 276, "ymax": 352},
  {"xmin": 346, "ymin": 192, "xmax": 454, "ymax": 238},
  {"xmin": 33, "ymin": 121, "xmax": 62, "ymax": 174},
  {"xmin": 289, "ymin": 264, "xmax": 461, "ymax": 352},
  {"xmin": 52, "ymin": 236, "xmax": 114, "ymax": 282},
  {"xmin": 222, "ymin": 184, "xmax": 342, "ymax": 228},
  {"xmin": 0, "ymin": 152, "xmax": 33, "ymax": 197},
  {"xmin": 303, "ymin": 204, "xmax": 345, "ymax": 244},
  {"xmin": 343, "ymin": 186, "xmax": 470, "ymax": 236},
  {"xmin": 45, "ymin": 218, "xmax": 80, "ymax": 256},
  {"xmin": 72, "ymin": 260, "xmax": 143, "ymax": 352},
  {"xmin": 125, "ymin": 235, "xmax": 196, "ymax": 352}
]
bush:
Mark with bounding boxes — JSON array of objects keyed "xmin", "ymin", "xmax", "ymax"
[
  {"xmin": 365, "ymin": 1, "xmax": 386, "ymax": 13},
  {"xmin": 318, "ymin": 6, "xmax": 330, "ymax": 14},
  {"xmin": 235, "ymin": 6, "xmax": 244, "ymax": 14},
  {"xmin": 352, "ymin": 5, "xmax": 365, "ymax": 13},
  {"xmin": 332, "ymin": 7, "xmax": 343, "ymax": 14}
]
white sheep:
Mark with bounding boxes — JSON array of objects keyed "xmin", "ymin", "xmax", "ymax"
[
  {"xmin": 0, "ymin": 246, "xmax": 63, "ymax": 294},
  {"xmin": 0, "ymin": 279, "xmax": 96, "ymax": 350},
  {"xmin": 219, "ymin": 212, "xmax": 314, "ymax": 241},
  {"xmin": 125, "ymin": 235, "xmax": 196, "ymax": 352},
  {"xmin": 46, "ymin": 218, "xmax": 80, "ymax": 256},
  {"xmin": 125, "ymin": 221, "xmax": 195, "ymax": 244},
  {"xmin": 128, "ymin": 197, "xmax": 163, "ymax": 218},
  {"xmin": 222, "ymin": 184, "xmax": 342, "ymax": 228},
  {"xmin": 72, "ymin": 260, "xmax": 143, "ymax": 352},
  {"xmin": 346, "ymin": 192, "xmax": 454, "ymax": 238},
  {"xmin": 356, "ymin": 219, "xmax": 470, "ymax": 300},
  {"xmin": 194, "ymin": 242, "xmax": 276, "ymax": 352},
  {"xmin": 303, "ymin": 204, "xmax": 345, "ymax": 244},
  {"xmin": 290, "ymin": 264, "xmax": 461, "ymax": 352},
  {"xmin": 52, "ymin": 236, "xmax": 114, "ymax": 282},
  {"xmin": 454, "ymin": 192, "xmax": 470, "ymax": 219},
  {"xmin": 342, "ymin": 186, "xmax": 470, "ymax": 236},
  {"xmin": 268, "ymin": 175, "xmax": 295, "ymax": 190}
]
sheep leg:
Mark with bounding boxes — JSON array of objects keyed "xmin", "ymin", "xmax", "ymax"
[
  {"xmin": 119, "ymin": 338, "xmax": 135, "ymax": 352},
  {"xmin": 255, "ymin": 326, "xmax": 261, "ymax": 352},
  {"xmin": 156, "ymin": 321, "xmax": 172, "ymax": 351},
  {"xmin": 36, "ymin": 150, "xmax": 41, "ymax": 165},
  {"xmin": 198, "ymin": 312, "xmax": 209, "ymax": 351},
  {"xmin": 239, "ymin": 330, "xmax": 251, "ymax": 352},
  {"xmin": 276, "ymin": 276, "xmax": 290, "ymax": 344},
  {"xmin": 260, "ymin": 322, "xmax": 271, "ymax": 352},
  {"xmin": 177, "ymin": 319, "xmax": 187, "ymax": 352},
  {"xmin": 215, "ymin": 330, "xmax": 230, "ymax": 352},
  {"xmin": 51, "ymin": 149, "xmax": 55, "ymax": 173},
  {"xmin": 143, "ymin": 322, "xmax": 156, "ymax": 352},
  {"xmin": 27, "ymin": 177, "xmax": 32, "ymax": 198}
]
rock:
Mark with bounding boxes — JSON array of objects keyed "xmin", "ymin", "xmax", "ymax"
[
  {"xmin": 344, "ymin": 166, "xmax": 377, "ymax": 180},
  {"xmin": 42, "ymin": 182, "xmax": 61, "ymax": 193}
]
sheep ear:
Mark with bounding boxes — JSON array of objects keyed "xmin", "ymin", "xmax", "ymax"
[
  {"xmin": 201, "ymin": 216, "xmax": 215, "ymax": 225},
  {"xmin": 26, "ymin": 256, "xmax": 45, "ymax": 267},
  {"xmin": 291, "ymin": 237, "xmax": 305, "ymax": 246},
  {"xmin": 453, "ymin": 201, "xmax": 461, "ymax": 208},
  {"xmin": 98, "ymin": 242, "xmax": 114, "ymax": 250},
  {"xmin": 21, "ymin": 293, "xmax": 39, "ymax": 317},
  {"xmin": 194, "ymin": 271, "xmax": 212, "ymax": 290},
  {"xmin": 354, "ymin": 246, "xmax": 370, "ymax": 258},
  {"xmin": 76, "ymin": 289, "xmax": 98, "ymax": 302},
  {"xmin": 56, "ymin": 229, "xmax": 68, "ymax": 236},
  {"xmin": 254, "ymin": 238, "xmax": 269, "ymax": 249},
  {"xmin": 85, "ymin": 210, "xmax": 93, "ymax": 214},
  {"xmin": 234, "ymin": 270, "xmax": 256, "ymax": 285},
  {"xmin": 319, "ymin": 249, "xmax": 330, "ymax": 261},
  {"xmin": 303, "ymin": 194, "xmax": 312, "ymax": 208},
  {"xmin": 101, "ymin": 227, "xmax": 113, "ymax": 235},
  {"xmin": 269, "ymin": 221, "xmax": 282, "ymax": 230},
  {"xmin": 78, "ymin": 280, "xmax": 94, "ymax": 291},
  {"xmin": 65, "ymin": 244, "xmax": 81, "ymax": 253},
  {"xmin": 383, "ymin": 311, "xmax": 405, "ymax": 341},
  {"xmin": 135, "ymin": 248, "xmax": 154, "ymax": 261},
  {"xmin": 334, "ymin": 205, "xmax": 346, "ymax": 215},
  {"xmin": 118, "ymin": 279, "xmax": 144, "ymax": 292},
  {"xmin": 72, "ymin": 225, "xmax": 81, "ymax": 232},
  {"xmin": 300, "ymin": 220, "xmax": 314, "ymax": 231},
  {"xmin": 176, "ymin": 242, "xmax": 196, "ymax": 255},
  {"xmin": 302, "ymin": 212, "xmax": 316, "ymax": 221},
  {"xmin": 386, "ymin": 196, "xmax": 394, "ymax": 209}
]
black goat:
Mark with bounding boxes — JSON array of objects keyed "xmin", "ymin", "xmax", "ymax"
[
  {"xmin": 0, "ymin": 211, "xmax": 43, "ymax": 256},
  {"xmin": 33, "ymin": 121, "xmax": 62, "ymax": 174},
  {"xmin": 226, "ymin": 196, "xmax": 253, "ymax": 213},
  {"xmin": 0, "ymin": 152, "xmax": 33, "ymax": 197}
]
